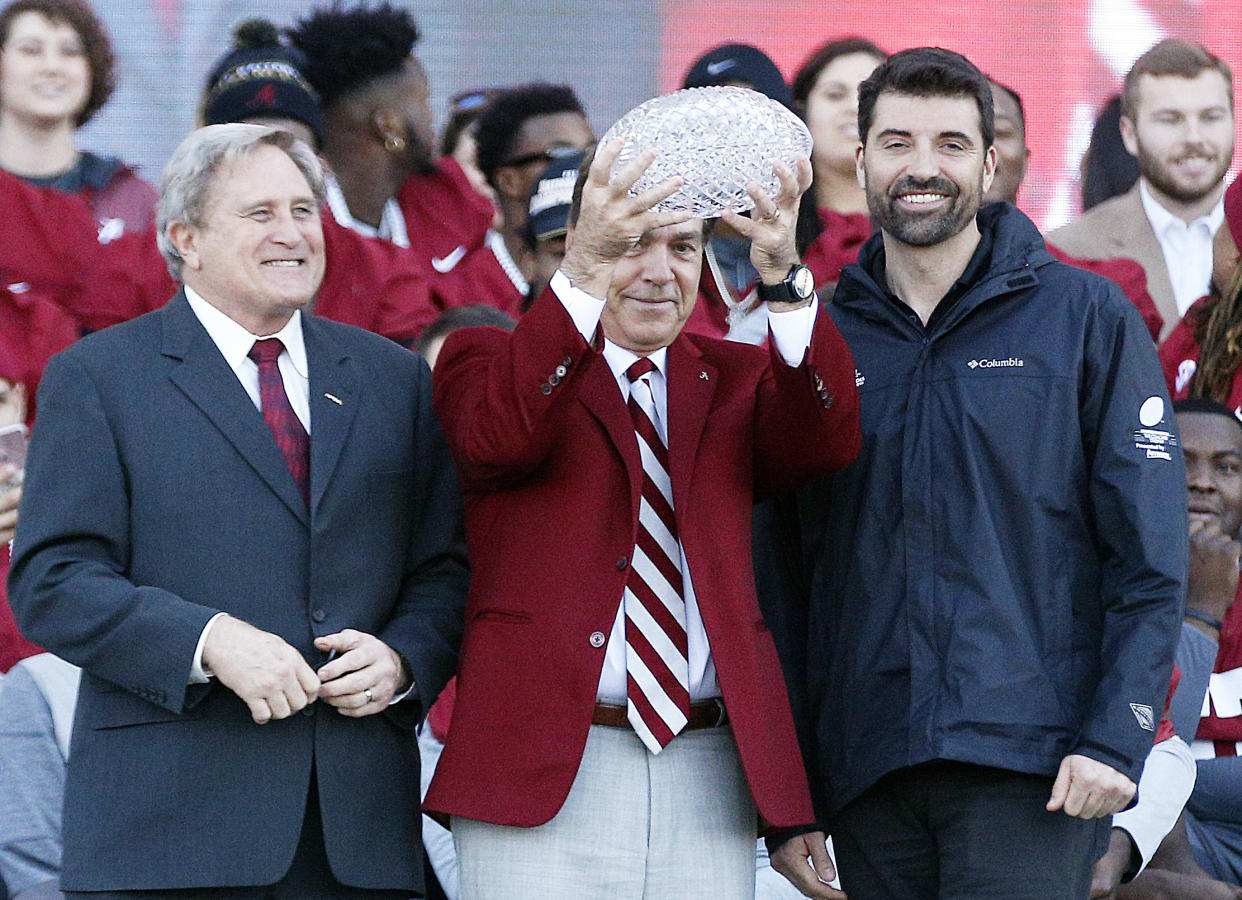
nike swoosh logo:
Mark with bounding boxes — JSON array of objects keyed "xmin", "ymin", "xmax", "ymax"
[
  {"xmin": 431, "ymin": 245, "xmax": 468, "ymax": 273},
  {"xmin": 705, "ymin": 59, "xmax": 736, "ymax": 76}
]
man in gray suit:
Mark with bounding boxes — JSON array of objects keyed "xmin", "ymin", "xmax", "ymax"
[
  {"xmin": 1049, "ymin": 38, "xmax": 1234, "ymax": 341},
  {"xmin": 8, "ymin": 124, "xmax": 467, "ymax": 898}
]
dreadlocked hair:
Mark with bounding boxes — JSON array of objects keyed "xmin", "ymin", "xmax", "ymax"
[
  {"xmin": 1189, "ymin": 262, "xmax": 1242, "ymax": 402},
  {"xmin": 286, "ymin": 2, "xmax": 419, "ymax": 109}
]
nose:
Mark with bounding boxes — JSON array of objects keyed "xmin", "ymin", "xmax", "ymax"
[
  {"xmin": 1187, "ymin": 459, "xmax": 1216, "ymax": 493},
  {"xmin": 267, "ymin": 209, "xmax": 306, "ymax": 246},
  {"xmin": 639, "ymin": 244, "xmax": 675, "ymax": 285},
  {"xmin": 906, "ymin": 140, "xmax": 940, "ymax": 180}
]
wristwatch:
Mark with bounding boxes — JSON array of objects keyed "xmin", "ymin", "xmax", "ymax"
[{"xmin": 756, "ymin": 264, "xmax": 815, "ymax": 305}]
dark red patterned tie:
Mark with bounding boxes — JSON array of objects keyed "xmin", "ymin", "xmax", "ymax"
[
  {"xmin": 248, "ymin": 339, "xmax": 310, "ymax": 506},
  {"xmin": 623, "ymin": 357, "xmax": 690, "ymax": 753}
]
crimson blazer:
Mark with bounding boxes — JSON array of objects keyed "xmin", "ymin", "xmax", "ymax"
[{"xmin": 425, "ymin": 288, "xmax": 860, "ymax": 829}]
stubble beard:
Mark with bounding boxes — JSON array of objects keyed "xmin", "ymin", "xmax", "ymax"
[
  {"xmin": 1136, "ymin": 136, "xmax": 1233, "ymax": 206},
  {"xmin": 867, "ymin": 173, "xmax": 981, "ymax": 247}
]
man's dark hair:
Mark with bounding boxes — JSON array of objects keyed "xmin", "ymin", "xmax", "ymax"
[
  {"xmin": 286, "ymin": 2, "xmax": 419, "ymax": 110},
  {"xmin": 1122, "ymin": 39, "xmax": 1233, "ymax": 121},
  {"xmin": 417, "ymin": 304, "xmax": 516, "ymax": 356},
  {"xmin": 0, "ymin": 0, "xmax": 114, "ymax": 126},
  {"xmin": 473, "ymin": 83, "xmax": 584, "ymax": 189},
  {"xmin": 791, "ymin": 37, "xmax": 886, "ymax": 115},
  {"xmin": 857, "ymin": 47, "xmax": 995, "ymax": 148},
  {"xmin": 1081, "ymin": 95, "xmax": 1138, "ymax": 211},
  {"xmin": 1173, "ymin": 398, "xmax": 1242, "ymax": 435}
]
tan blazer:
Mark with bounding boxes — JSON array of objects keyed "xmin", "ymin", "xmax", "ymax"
[{"xmin": 1047, "ymin": 182, "xmax": 1177, "ymax": 341}]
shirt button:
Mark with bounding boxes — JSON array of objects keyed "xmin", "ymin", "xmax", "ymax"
[
  {"xmin": 589, "ymin": 631, "xmax": 606, "ymax": 648},
  {"xmin": 616, "ymin": 555, "xmax": 629, "ymax": 570},
  {"xmin": 311, "ymin": 609, "xmax": 326, "ymax": 623},
  {"xmin": 301, "ymin": 705, "xmax": 316, "ymax": 717}
]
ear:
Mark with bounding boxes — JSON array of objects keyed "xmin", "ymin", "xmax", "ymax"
[
  {"xmin": 167, "ymin": 221, "xmax": 202, "ymax": 272},
  {"xmin": 855, "ymin": 144, "xmax": 867, "ymax": 190},
  {"xmin": 493, "ymin": 165, "xmax": 525, "ymax": 202},
  {"xmin": 1119, "ymin": 115, "xmax": 1139, "ymax": 158},
  {"xmin": 371, "ymin": 108, "xmax": 403, "ymax": 144},
  {"xmin": 981, "ymin": 145, "xmax": 998, "ymax": 195}
]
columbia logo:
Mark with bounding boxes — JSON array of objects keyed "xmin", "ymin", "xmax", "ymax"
[
  {"xmin": 968, "ymin": 357, "xmax": 1024, "ymax": 370},
  {"xmin": 1130, "ymin": 703, "xmax": 1155, "ymax": 732}
]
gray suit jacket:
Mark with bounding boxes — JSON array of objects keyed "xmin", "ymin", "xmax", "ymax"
[
  {"xmin": 1048, "ymin": 181, "xmax": 1177, "ymax": 340},
  {"xmin": 8, "ymin": 293, "xmax": 468, "ymax": 893}
]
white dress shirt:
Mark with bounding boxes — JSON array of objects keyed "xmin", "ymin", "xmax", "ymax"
[
  {"xmin": 1139, "ymin": 179, "xmax": 1225, "ymax": 317},
  {"xmin": 184, "ymin": 287, "xmax": 309, "ymax": 682},
  {"xmin": 549, "ymin": 270, "xmax": 817, "ymax": 702}
]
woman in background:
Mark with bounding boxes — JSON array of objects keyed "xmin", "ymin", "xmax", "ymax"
[
  {"xmin": 0, "ymin": 0, "xmax": 154, "ymax": 233},
  {"xmin": 790, "ymin": 37, "xmax": 886, "ymax": 292}
]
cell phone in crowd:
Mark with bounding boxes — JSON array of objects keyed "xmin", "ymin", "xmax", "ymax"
[{"xmin": 0, "ymin": 423, "xmax": 29, "ymax": 488}]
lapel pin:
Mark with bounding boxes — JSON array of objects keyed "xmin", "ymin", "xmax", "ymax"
[
  {"xmin": 699, "ymin": 371, "xmax": 709, "ymax": 381},
  {"xmin": 324, "ymin": 393, "xmax": 342, "ymax": 405}
]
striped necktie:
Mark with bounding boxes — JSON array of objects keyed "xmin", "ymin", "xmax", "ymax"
[{"xmin": 623, "ymin": 357, "xmax": 690, "ymax": 753}]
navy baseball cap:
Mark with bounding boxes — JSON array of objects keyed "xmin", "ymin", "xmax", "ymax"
[{"xmin": 682, "ymin": 43, "xmax": 792, "ymax": 109}]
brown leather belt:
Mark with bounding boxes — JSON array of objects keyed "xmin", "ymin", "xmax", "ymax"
[{"xmin": 592, "ymin": 698, "xmax": 728, "ymax": 731}]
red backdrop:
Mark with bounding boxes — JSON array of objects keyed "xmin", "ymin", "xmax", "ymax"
[{"xmin": 660, "ymin": 1, "xmax": 1242, "ymax": 229}]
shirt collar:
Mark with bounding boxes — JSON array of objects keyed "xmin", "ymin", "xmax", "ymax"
[
  {"xmin": 184, "ymin": 285, "xmax": 308, "ymax": 378},
  {"xmin": 1139, "ymin": 177, "xmax": 1225, "ymax": 236},
  {"xmin": 602, "ymin": 339, "xmax": 669, "ymax": 385}
]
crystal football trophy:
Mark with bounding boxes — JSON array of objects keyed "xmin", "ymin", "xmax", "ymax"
[{"xmin": 600, "ymin": 85, "xmax": 813, "ymax": 218}]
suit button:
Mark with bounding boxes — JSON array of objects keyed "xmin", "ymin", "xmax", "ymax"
[
  {"xmin": 616, "ymin": 555, "xmax": 629, "ymax": 570},
  {"xmin": 562, "ymin": 356, "xmax": 573, "ymax": 367},
  {"xmin": 301, "ymin": 705, "xmax": 316, "ymax": 717},
  {"xmin": 554, "ymin": 365, "xmax": 567, "ymax": 378},
  {"xmin": 540, "ymin": 383, "xmax": 552, "ymax": 396},
  {"xmin": 549, "ymin": 373, "xmax": 561, "ymax": 386},
  {"xmin": 589, "ymin": 631, "xmax": 606, "ymax": 648},
  {"xmin": 311, "ymin": 609, "xmax": 326, "ymax": 623}
]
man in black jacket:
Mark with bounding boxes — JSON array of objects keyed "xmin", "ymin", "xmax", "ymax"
[{"xmin": 767, "ymin": 48, "xmax": 1188, "ymax": 899}]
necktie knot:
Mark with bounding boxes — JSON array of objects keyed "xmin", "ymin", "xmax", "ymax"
[
  {"xmin": 626, "ymin": 357, "xmax": 656, "ymax": 383},
  {"xmin": 248, "ymin": 338, "xmax": 285, "ymax": 367}
]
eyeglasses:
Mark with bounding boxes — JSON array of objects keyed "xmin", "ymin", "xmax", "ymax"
[{"xmin": 499, "ymin": 144, "xmax": 587, "ymax": 169}]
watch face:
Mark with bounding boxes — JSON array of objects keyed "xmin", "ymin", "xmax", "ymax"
[{"xmin": 792, "ymin": 265, "xmax": 815, "ymax": 299}]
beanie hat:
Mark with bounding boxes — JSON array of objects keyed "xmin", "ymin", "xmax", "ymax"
[{"xmin": 203, "ymin": 20, "xmax": 325, "ymax": 148}]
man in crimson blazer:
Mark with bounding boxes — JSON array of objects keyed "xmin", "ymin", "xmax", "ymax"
[
  {"xmin": 8, "ymin": 125, "xmax": 467, "ymax": 897},
  {"xmin": 426, "ymin": 143, "xmax": 860, "ymax": 899}
]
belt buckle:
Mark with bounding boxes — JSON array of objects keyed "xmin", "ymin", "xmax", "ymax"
[{"xmin": 709, "ymin": 696, "xmax": 726, "ymax": 728}]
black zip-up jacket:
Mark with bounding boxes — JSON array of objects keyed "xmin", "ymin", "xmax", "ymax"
[{"xmin": 769, "ymin": 203, "xmax": 1188, "ymax": 819}]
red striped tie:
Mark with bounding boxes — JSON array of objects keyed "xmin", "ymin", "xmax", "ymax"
[
  {"xmin": 248, "ymin": 339, "xmax": 310, "ymax": 507},
  {"xmin": 624, "ymin": 357, "xmax": 690, "ymax": 753}
]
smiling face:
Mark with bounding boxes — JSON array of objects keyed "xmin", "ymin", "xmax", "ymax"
[
  {"xmin": 599, "ymin": 222, "xmax": 704, "ymax": 356},
  {"xmin": 0, "ymin": 10, "xmax": 89, "ymax": 127},
  {"xmin": 804, "ymin": 51, "xmax": 883, "ymax": 177},
  {"xmin": 1122, "ymin": 70, "xmax": 1234, "ymax": 207},
  {"xmin": 170, "ymin": 143, "xmax": 325, "ymax": 335},
  {"xmin": 1180, "ymin": 410, "xmax": 1242, "ymax": 537},
  {"xmin": 858, "ymin": 90, "xmax": 996, "ymax": 247}
]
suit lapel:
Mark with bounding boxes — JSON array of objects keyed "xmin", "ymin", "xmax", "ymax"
[
  {"xmin": 578, "ymin": 355, "xmax": 642, "ymax": 514},
  {"xmin": 666, "ymin": 337, "xmax": 716, "ymax": 516},
  {"xmin": 303, "ymin": 317, "xmax": 359, "ymax": 516},
  {"xmin": 1117, "ymin": 184, "xmax": 1178, "ymax": 329},
  {"xmin": 162, "ymin": 292, "xmax": 309, "ymax": 525}
]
